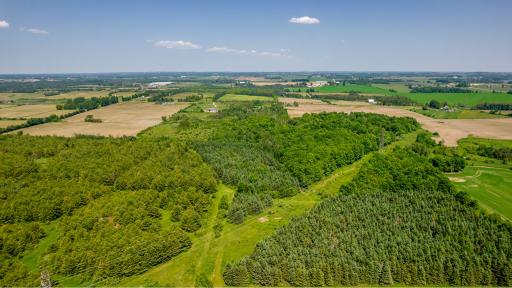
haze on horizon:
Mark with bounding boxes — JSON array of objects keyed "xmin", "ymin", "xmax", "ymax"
[{"xmin": 0, "ymin": 0, "xmax": 511, "ymax": 74}]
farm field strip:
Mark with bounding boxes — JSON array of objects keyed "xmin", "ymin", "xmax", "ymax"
[
  {"xmin": 0, "ymin": 119, "xmax": 26, "ymax": 128},
  {"xmin": 19, "ymin": 102, "xmax": 189, "ymax": 137},
  {"xmin": 218, "ymin": 94, "xmax": 275, "ymax": 102},
  {"xmin": 0, "ymin": 104, "xmax": 73, "ymax": 119},
  {"xmin": 282, "ymin": 99, "xmax": 512, "ymax": 146}
]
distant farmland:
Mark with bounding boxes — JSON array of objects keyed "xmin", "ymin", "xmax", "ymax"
[
  {"xmin": 0, "ymin": 104, "xmax": 72, "ymax": 118},
  {"xmin": 20, "ymin": 102, "xmax": 189, "ymax": 137},
  {"xmin": 218, "ymin": 94, "xmax": 274, "ymax": 102},
  {"xmin": 290, "ymin": 84, "xmax": 512, "ymax": 106}
]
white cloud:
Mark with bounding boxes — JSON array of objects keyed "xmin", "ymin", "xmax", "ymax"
[
  {"xmin": 207, "ymin": 46, "xmax": 292, "ymax": 58},
  {"xmin": 0, "ymin": 20, "xmax": 9, "ymax": 28},
  {"xmin": 20, "ymin": 27, "xmax": 49, "ymax": 34},
  {"xmin": 154, "ymin": 40, "xmax": 201, "ymax": 49},
  {"xmin": 289, "ymin": 16, "xmax": 320, "ymax": 25}
]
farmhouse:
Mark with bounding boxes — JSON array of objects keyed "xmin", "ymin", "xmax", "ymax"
[
  {"xmin": 368, "ymin": 99, "xmax": 376, "ymax": 104},
  {"xmin": 205, "ymin": 107, "xmax": 218, "ymax": 113}
]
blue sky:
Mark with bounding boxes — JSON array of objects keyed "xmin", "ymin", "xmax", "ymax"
[{"xmin": 0, "ymin": 0, "xmax": 511, "ymax": 73}]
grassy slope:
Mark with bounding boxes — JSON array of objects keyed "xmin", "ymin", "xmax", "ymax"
[
  {"xmin": 120, "ymin": 130, "xmax": 420, "ymax": 287},
  {"xmin": 450, "ymin": 161, "xmax": 512, "ymax": 221}
]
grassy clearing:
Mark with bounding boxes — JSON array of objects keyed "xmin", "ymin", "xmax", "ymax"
[
  {"xmin": 120, "ymin": 130, "xmax": 420, "ymax": 287},
  {"xmin": 410, "ymin": 108, "xmax": 506, "ymax": 119},
  {"xmin": 21, "ymin": 222, "xmax": 60, "ymax": 271},
  {"xmin": 449, "ymin": 161, "xmax": 512, "ymax": 221},
  {"xmin": 218, "ymin": 94, "xmax": 274, "ymax": 102},
  {"xmin": 372, "ymin": 83, "xmax": 411, "ymax": 93}
]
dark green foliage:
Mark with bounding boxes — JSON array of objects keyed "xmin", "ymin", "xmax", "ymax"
[
  {"xmin": 475, "ymin": 103, "xmax": 512, "ymax": 110},
  {"xmin": 0, "ymin": 135, "xmax": 217, "ymax": 285},
  {"xmin": 228, "ymin": 149, "xmax": 512, "ymax": 286},
  {"xmin": 428, "ymin": 99, "xmax": 442, "ymax": 109},
  {"xmin": 411, "ymin": 86, "xmax": 471, "ymax": 93},
  {"xmin": 174, "ymin": 102, "xmax": 418, "ymax": 223},
  {"xmin": 195, "ymin": 273, "xmax": 213, "ymax": 288},
  {"xmin": 62, "ymin": 96, "xmax": 118, "ymax": 111}
]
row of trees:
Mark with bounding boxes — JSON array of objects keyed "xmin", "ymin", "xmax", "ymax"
[
  {"xmin": 224, "ymin": 148, "xmax": 511, "ymax": 286},
  {"xmin": 56, "ymin": 95, "xmax": 119, "ymax": 111}
]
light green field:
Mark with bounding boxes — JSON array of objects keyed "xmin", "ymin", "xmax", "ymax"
[
  {"xmin": 404, "ymin": 92, "xmax": 512, "ymax": 106},
  {"xmin": 120, "ymin": 130, "xmax": 420, "ymax": 287},
  {"xmin": 218, "ymin": 94, "xmax": 274, "ymax": 102},
  {"xmin": 410, "ymin": 108, "xmax": 506, "ymax": 119},
  {"xmin": 459, "ymin": 137, "xmax": 512, "ymax": 149},
  {"xmin": 449, "ymin": 161, "xmax": 512, "ymax": 221},
  {"xmin": 372, "ymin": 83, "xmax": 411, "ymax": 93}
]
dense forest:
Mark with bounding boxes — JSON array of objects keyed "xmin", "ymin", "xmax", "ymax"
[
  {"xmin": 224, "ymin": 146, "xmax": 512, "ymax": 286},
  {"xmin": 167, "ymin": 102, "xmax": 419, "ymax": 223},
  {"xmin": 0, "ymin": 136, "xmax": 217, "ymax": 286}
]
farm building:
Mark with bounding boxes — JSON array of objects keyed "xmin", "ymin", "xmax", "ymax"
[{"xmin": 205, "ymin": 107, "xmax": 218, "ymax": 113}]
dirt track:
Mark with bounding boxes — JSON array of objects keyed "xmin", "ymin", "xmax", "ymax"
[{"xmin": 280, "ymin": 98, "xmax": 512, "ymax": 146}]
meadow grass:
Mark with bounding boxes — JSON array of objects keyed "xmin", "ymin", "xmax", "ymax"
[
  {"xmin": 403, "ymin": 91, "xmax": 512, "ymax": 106},
  {"xmin": 218, "ymin": 94, "xmax": 274, "ymax": 102},
  {"xmin": 450, "ymin": 161, "xmax": 512, "ymax": 221}
]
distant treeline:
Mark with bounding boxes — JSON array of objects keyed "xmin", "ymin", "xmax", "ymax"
[
  {"xmin": 475, "ymin": 103, "xmax": 512, "ymax": 110},
  {"xmin": 410, "ymin": 87, "xmax": 472, "ymax": 93},
  {"xmin": 57, "ymin": 96, "xmax": 118, "ymax": 111}
]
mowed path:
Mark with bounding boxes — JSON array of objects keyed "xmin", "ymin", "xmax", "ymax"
[
  {"xmin": 20, "ymin": 102, "xmax": 188, "ymax": 137},
  {"xmin": 120, "ymin": 131, "xmax": 419, "ymax": 287},
  {"xmin": 280, "ymin": 98, "xmax": 512, "ymax": 146}
]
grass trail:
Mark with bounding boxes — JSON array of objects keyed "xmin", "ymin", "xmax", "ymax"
[{"xmin": 121, "ymin": 131, "xmax": 420, "ymax": 287}]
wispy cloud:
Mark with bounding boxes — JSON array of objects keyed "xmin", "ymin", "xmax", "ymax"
[
  {"xmin": 154, "ymin": 40, "xmax": 202, "ymax": 49},
  {"xmin": 20, "ymin": 27, "xmax": 49, "ymax": 34},
  {"xmin": 0, "ymin": 20, "xmax": 9, "ymax": 29},
  {"xmin": 289, "ymin": 16, "xmax": 320, "ymax": 25},
  {"xmin": 207, "ymin": 46, "xmax": 292, "ymax": 58}
]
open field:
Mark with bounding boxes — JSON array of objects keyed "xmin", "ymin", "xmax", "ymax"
[
  {"xmin": 0, "ymin": 92, "xmax": 48, "ymax": 104},
  {"xmin": 410, "ymin": 108, "xmax": 506, "ymax": 119},
  {"xmin": 218, "ymin": 94, "xmax": 274, "ymax": 102},
  {"xmin": 449, "ymin": 161, "xmax": 512, "ymax": 221},
  {"xmin": 291, "ymin": 84, "xmax": 393, "ymax": 95},
  {"xmin": 404, "ymin": 92, "xmax": 512, "ymax": 106},
  {"xmin": 0, "ymin": 104, "xmax": 72, "ymax": 119},
  {"xmin": 282, "ymin": 98, "xmax": 512, "ymax": 146},
  {"xmin": 372, "ymin": 83, "xmax": 411, "ymax": 93},
  {"xmin": 20, "ymin": 102, "xmax": 189, "ymax": 137},
  {"xmin": 0, "ymin": 119, "xmax": 26, "ymax": 128},
  {"xmin": 50, "ymin": 90, "xmax": 109, "ymax": 99},
  {"xmin": 236, "ymin": 76, "xmax": 298, "ymax": 86}
]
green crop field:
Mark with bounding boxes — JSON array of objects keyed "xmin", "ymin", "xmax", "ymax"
[
  {"xmin": 410, "ymin": 108, "xmax": 506, "ymax": 119},
  {"xmin": 403, "ymin": 92, "xmax": 512, "ymax": 106},
  {"xmin": 449, "ymin": 161, "xmax": 512, "ymax": 221},
  {"xmin": 218, "ymin": 94, "xmax": 274, "ymax": 102}
]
